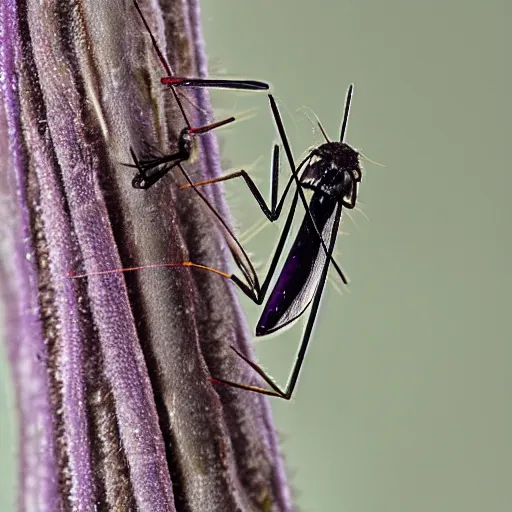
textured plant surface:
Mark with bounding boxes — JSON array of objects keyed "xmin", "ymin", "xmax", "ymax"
[{"xmin": 0, "ymin": 0, "xmax": 291, "ymax": 510}]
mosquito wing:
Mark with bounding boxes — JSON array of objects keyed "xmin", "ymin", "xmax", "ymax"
[{"xmin": 256, "ymin": 193, "xmax": 341, "ymax": 336}]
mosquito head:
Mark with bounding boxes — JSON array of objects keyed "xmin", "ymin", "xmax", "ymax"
[
  {"xmin": 300, "ymin": 141, "xmax": 361, "ymax": 207},
  {"xmin": 132, "ymin": 173, "xmax": 150, "ymax": 189}
]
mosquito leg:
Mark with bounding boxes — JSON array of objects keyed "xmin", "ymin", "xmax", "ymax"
[
  {"xmin": 180, "ymin": 168, "xmax": 290, "ymax": 220},
  {"xmin": 188, "ymin": 117, "xmax": 236, "ymax": 135},
  {"xmin": 175, "ymin": 162, "xmax": 263, "ymax": 297},
  {"xmin": 228, "ymin": 345, "xmax": 284, "ymax": 396},
  {"xmin": 279, "ymin": 203, "xmax": 343, "ymax": 399},
  {"xmin": 69, "ymin": 260, "xmax": 262, "ymax": 303},
  {"xmin": 208, "ymin": 378, "xmax": 285, "ymax": 399},
  {"xmin": 176, "ymin": 157, "xmax": 303, "ymax": 306},
  {"xmin": 161, "ymin": 77, "xmax": 269, "ymax": 91},
  {"xmin": 180, "ymin": 145, "xmax": 296, "ymax": 222}
]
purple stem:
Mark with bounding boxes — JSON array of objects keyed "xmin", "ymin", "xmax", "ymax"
[
  {"xmin": 0, "ymin": 1, "xmax": 60, "ymax": 510},
  {"xmin": 0, "ymin": 0, "xmax": 293, "ymax": 510}
]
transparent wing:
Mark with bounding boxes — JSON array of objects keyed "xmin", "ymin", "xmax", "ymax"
[{"xmin": 256, "ymin": 194, "xmax": 341, "ymax": 335}]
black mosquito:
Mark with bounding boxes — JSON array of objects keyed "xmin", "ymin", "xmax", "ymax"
[{"xmin": 128, "ymin": 0, "xmax": 269, "ymax": 190}]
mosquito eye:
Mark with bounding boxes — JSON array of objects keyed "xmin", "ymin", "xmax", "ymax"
[{"xmin": 309, "ymin": 155, "xmax": 321, "ymax": 166}]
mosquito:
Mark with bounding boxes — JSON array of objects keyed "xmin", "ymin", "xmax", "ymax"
[{"xmin": 128, "ymin": 0, "xmax": 269, "ymax": 190}]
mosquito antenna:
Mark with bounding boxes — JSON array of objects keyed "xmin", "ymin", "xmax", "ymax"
[
  {"xmin": 359, "ymin": 151, "xmax": 386, "ymax": 168},
  {"xmin": 317, "ymin": 121, "xmax": 330, "ymax": 143},
  {"xmin": 297, "ymin": 106, "xmax": 330, "ymax": 143},
  {"xmin": 339, "ymin": 83, "xmax": 354, "ymax": 142},
  {"xmin": 133, "ymin": 0, "xmax": 191, "ymax": 129},
  {"xmin": 352, "ymin": 204, "xmax": 370, "ymax": 223},
  {"xmin": 345, "ymin": 210, "xmax": 361, "ymax": 232}
]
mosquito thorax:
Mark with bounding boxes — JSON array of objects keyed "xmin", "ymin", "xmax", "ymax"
[{"xmin": 300, "ymin": 141, "xmax": 361, "ymax": 202}]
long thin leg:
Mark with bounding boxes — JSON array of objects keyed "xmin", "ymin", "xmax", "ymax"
[
  {"xmin": 69, "ymin": 261, "xmax": 232, "ymax": 280},
  {"xmin": 212, "ymin": 203, "xmax": 343, "ymax": 399},
  {"xmin": 181, "ymin": 145, "xmax": 296, "ymax": 222},
  {"xmin": 161, "ymin": 77, "xmax": 269, "ymax": 91}
]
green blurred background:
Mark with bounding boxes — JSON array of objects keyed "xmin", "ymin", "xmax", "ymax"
[
  {"xmin": 200, "ymin": 0, "xmax": 511, "ymax": 511},
  {"xmin": 0, "ymin": 0, "xmax": 510, "ymax": 510}
]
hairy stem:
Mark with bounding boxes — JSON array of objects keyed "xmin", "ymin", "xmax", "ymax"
[{"xmin": 0, "ymin": 0, "xmax": 292, "ymax": 510}]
